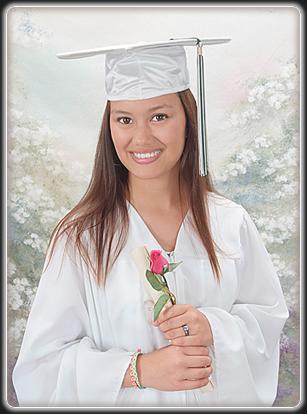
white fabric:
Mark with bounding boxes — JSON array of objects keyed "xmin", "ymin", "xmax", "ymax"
[
  {"xmin": 12, "ymin": 193, "xmax": 289, "ymax": 407},
  {"xmin": 105, "ymin": 45, "xmax": 190, "ymax": 101},
  {"xmin": 56, "ymin": 38, "xmax": 231, "ymax": 60}
]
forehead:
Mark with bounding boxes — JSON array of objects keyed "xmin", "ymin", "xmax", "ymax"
[{"xmin": 110, "ymin": 93, "xmax": 182, "ymax": 113}]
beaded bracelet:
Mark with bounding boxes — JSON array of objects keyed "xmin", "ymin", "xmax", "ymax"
[{"xmin": 129, "ymin": 348, "xmax": 146, "ymax": 389}]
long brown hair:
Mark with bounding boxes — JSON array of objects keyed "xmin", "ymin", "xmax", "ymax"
[{"xmin": 45, "ymin": 89, "xmax": 221, "ymax": 286}]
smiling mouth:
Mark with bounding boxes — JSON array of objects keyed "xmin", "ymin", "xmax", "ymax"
[
  {"xmin": 129, "ymin": 150, "xmax": 162, "ymax": 164},
  {"xmin": 131, "ymin": 150, "xmax": 161, "ymax": 159}
]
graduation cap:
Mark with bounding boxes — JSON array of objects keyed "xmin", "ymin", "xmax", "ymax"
[{"xmin": 57, "ymin": 37, "xmax": 231, "ymax": 176}]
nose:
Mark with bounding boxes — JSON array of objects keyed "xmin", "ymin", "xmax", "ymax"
[{"xmin": 132, "ymin": 121, "xmax": 155, "ymax": 147}]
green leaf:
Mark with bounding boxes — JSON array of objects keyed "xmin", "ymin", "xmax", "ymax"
[
  {"xmin": 153, "ymin": 294, "xmax": 170, "ymax": 321},
  {"xmin": 166, "ymin": 261, "xmax": 183, "ymax": 272},
  {"xmin": 146, "ymin": 270, "xmax": 165, "ymax": 291},
  {"xmin": 154, "ymin": 273, "xmax": 167, "ymax": 285}
]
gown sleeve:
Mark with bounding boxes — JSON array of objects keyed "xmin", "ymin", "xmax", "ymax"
[
  {"xmin": 12, "ymin": 234, "xmax": 133, "ymax": 407},
  {"xmin": 197, "ymin": 208, "xmax": 289, "ymax": 406}
]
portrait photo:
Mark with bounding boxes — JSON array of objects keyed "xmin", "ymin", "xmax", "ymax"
[{"xmin": 5, "ymin": 3, "xmax": 301, "ymax": 409}]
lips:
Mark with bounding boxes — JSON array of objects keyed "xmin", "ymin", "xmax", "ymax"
[{"xmin": 129, "ymin": 150, "xmax": 162, "ymax": 165}]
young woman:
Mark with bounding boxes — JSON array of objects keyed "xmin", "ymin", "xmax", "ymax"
[{"xmin": 12, "ymin": 40, "xmax": 289, "ymax": 407}]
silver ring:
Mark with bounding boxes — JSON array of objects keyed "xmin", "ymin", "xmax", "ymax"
[{"xmin": 181, "ymin": 323, "xmax": 190, "ymax": 336}]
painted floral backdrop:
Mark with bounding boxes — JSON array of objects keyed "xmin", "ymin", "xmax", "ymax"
[
  {"xmin": 6, "ymin": 8, "xmax": 300, "ymax": 408},
  {"xmin": 216, "ymin": 62, "xmax": 300, "ymax": 406}
]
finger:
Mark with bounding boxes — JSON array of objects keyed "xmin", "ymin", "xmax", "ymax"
[
  {"xmin": 164, "ymin": 326, "xmax": 186, "ymax": 340},
  {"xmin": 158, "ymin": 314, "xmax": 188, "ymax": 333},
  {"xmin": 184, "ymin": 366, "xmax": 213, "ymax": 381},
  {"xmin": 182, "ymin": 346, "xmax": 209, "ymax": 356},
  {"xmin": 170, "ymin": 335, "xmax": 201, "ymax": 347},
  {"xmin": 185, "ymin": 355, "xmax": 212, "ymax": 368},
  {"xmin": 179, "ymin": 377, "xmax": 210, "ymax": 391},
  {"xmin": 153, "ymin": 304, "xmax": 192, "ymax": 325}
]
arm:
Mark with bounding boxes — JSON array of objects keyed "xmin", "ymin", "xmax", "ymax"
[
  {"xmin": 12, "ymin": 234, "xmax": 134, "ymax": 406},
  {"xmin": 197, "ymin": 209, "xmax": 289, "ymax": 405},
  {"xmin": 154, "ymin": 208, "xmax": 289, "ymax": 405}
]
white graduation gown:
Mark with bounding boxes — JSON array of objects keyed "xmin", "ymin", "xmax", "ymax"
[{"xmin": 12, "ymin": 193, "xmax": 289, "ymax": 407}]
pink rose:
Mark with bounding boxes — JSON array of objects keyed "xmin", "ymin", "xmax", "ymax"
[{"xmin": 150, "ymin": 250, "xmax": 169, "ymax": 274}]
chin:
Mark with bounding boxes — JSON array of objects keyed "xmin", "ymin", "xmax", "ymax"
[
  {"xmin": 122, "ymin": 157, "xmax": 179, "ymax": 180},
  {"xmin": 129, "ymin": 169, "xmax": 165, "ymax": 180}
]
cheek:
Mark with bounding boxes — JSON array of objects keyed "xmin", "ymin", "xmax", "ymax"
[
  {"xmin": 110, "ymin": 124, "xmax": 129, "ymax": 154},
  {"xmin": 163, "ymin": 122, "xmax": 186, "ymax": 154}
]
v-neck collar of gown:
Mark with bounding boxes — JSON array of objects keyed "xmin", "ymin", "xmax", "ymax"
[{"xmin": 127, "ymin": 200, "xmax": 190, "ymax": 255}]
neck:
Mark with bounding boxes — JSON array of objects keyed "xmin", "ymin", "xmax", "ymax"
[{"xmin": 127, "ymin": 169, "xmax": 186, "ymax": 210}]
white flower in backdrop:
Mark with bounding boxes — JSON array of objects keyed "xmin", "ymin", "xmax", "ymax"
[
  {"xmin": 216, "ymin": 60, "xmax": 299, "ymax": 406},
  {"xmin": 7, "ymin": 104, "xmax": 89, "ymax": 356}
]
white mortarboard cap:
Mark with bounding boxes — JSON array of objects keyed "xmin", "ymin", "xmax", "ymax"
[
  {"xmin": 105, "ymin": 45, "xmax": 189, "ymax": 101},
  {"xmin": 57, "ymin": 37, "xmax": 231, "ymax": 176}
]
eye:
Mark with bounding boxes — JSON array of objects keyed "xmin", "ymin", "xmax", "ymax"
[
  {"xmin": 152, "ymin": 113, "xmax": 168, "ymax": 122},
  {"xmin": 117, "ymin": 117, "xmax": 132, "ymax": 125}
]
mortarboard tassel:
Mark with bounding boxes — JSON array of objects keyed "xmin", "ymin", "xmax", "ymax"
[{"xmin": 197, "ymin": 42, "xmax": 208, "ymax": 176}]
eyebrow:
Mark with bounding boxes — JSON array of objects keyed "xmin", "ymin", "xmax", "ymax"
[{"xmin": 111, "ymin": 104, "xmax": 174, "ymax": 115}]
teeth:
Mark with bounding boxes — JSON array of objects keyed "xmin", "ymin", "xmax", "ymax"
[{"xmin": 133, "ymin": 150, "xmax": 161, "ymax": 159}]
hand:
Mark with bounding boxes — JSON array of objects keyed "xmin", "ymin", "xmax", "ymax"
[
  {"xmin": 152, "ymin": 304, "xmax": 213, "ymax": 347},
  {"xmin": 138, "ymin": 345, "xmax": 212, "ymax": 391}
]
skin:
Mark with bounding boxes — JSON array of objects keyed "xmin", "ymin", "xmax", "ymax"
[
  {"xmin": 110, "ymin": 93, "xmax": 213, "ymax": 391},
  {"xmin": 152, "ymin": 304, "xmax": 213, "ymax": 348},
  {"xmin": 110, "ymin": 92, "xmax": 186, "ymax": 186}
]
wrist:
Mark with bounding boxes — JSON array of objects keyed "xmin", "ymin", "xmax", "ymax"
[
  {"xmin": 128, "ymin": 349, "xmax": 147, "ymax": 389},
  {"xmin": 199, "ymin": 311, "xmax": 214, "ymax": 346},
  {"xmin": 136, "ymin": 352, "xmax": 150, "ymax": 389}
]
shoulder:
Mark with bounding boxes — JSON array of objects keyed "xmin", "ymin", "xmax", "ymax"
[
  {"xmin": 207, "ymin": 191, "xmax": 246, "ymax": 224},
  {"xmin": 45, "ymin": 223, "xmax": 93, "ymax": 274},
  {"xmin": 205, "ymin": 192, "xmax": 254, "ymax": 255}
]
